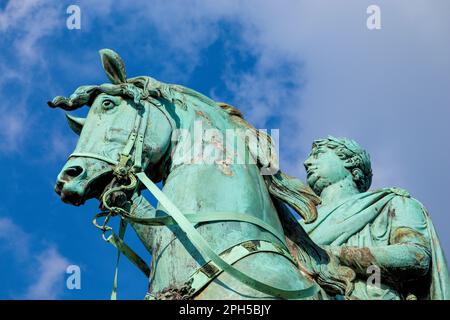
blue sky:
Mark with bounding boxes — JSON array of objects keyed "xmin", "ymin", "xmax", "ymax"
[{"xmin": 0, "ymin": 0, "xmax": 449, "ymax": 299}]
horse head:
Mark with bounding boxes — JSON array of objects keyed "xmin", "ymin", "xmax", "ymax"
[{"xmin": 51, "ymin": 49, "xmax": 173, "ymax": 206}]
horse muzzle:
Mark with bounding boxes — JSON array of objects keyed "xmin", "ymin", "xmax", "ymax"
[
  {"xmin": 55, "ymin": 162, "xmax": 88, "ymax": 206},
  {"xmin": 55, "ymin": 156, "xmax": 116, "ymax": 206}
]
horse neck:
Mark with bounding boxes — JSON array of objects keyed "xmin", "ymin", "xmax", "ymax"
[
  {"xmin": 160, "ymin": 115, "xmax": 280, "ymax": 227},
  {"xmin": 164, "ymin": 165, "xmax": 263, "ymax": 212}
]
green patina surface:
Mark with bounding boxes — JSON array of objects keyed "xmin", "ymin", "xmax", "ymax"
[
  {"xmin": 48, "ymin": 49, "xmax": 448, "ymax": 300},
  {"xmin": 301, "ymin": 136, "xmax": 450, "ymax": 300}
]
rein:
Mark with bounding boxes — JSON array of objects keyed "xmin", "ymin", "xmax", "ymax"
[{"xmin": 76, "ymin": 101, "xmax": 319, "ymax": 300}]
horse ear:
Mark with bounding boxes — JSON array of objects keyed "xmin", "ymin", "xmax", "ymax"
[
  {"xmin": 66, "ymin": 114, "xmax": 86, "ymax": 135},
  {"xmin": 99, "ymin": 49, "xmax": 127, "ymax": 84}
]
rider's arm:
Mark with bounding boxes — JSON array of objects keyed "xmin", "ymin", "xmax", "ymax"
[{"xmin": 329, "ymin": 196, "xmax": 431, "ymax": 284}]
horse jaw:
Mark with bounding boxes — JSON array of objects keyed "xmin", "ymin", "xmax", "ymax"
[{"xmin": 55, "ymin": 158, "xmax": 113, "ymax": 206}]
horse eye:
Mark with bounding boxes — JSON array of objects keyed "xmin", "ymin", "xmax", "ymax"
[{"xmin": 102, "ymin": 99, "xmax": 115, "ymax": 109}]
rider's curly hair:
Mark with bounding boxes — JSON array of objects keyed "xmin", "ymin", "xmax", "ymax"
[{"xmin": 312, "ymin": 136, "xmax": 373, "ymax": 192}]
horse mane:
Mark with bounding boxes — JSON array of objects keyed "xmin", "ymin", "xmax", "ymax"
[
  {"xmin": 216, "ymin": 102, "xmax": 357, "ymax": 296},
  {"xmin": 140, "ymin": 80, "xmax": 321, "ymax": 223},
  {"xmin": 216, "ymin": 102, "xmax": 320, "ymax": 224}
]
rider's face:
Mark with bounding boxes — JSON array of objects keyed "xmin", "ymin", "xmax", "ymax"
[{"xmin": 303, "ymin": 146, "xmax": 351, "ymax": 195}]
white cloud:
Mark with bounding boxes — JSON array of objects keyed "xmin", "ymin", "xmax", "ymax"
[
  {"xmin": 0, "ymin": 0, "xmax": 63, "ymax": 62},
  {"xmin": 23, "ymin": 246, "xmax": 70, "ymax": 300},
  {"xmin": 76, "ymin": 0, "xmax": 240, "ymax": 79},
  {"xmin": 0, "ymin": 217, "xmax": 30, "ymax": 261},
  {"xmin": 0, "ymin": 0, "xmax": 65, "ymax": 154},
  {"xmin": 0, "ymin": 216, "xmax": 71, "ymax": 299},
  {"xmin": 0, "ymin": 110, "xmax": 29, "ymax": 152}
]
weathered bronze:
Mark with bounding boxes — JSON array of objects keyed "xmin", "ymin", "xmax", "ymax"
[
  {"xmin": 49, "ymin": 49, "xmax": 447, "ymax": 300},
  {"xmin": 49, "ymin": 49, "xmax": 355, "ymax": 300},
  {"xmin": 301, "ymin": 136, "xmax": 450, "ymax": 299}
]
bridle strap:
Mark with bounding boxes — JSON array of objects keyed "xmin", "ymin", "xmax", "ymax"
[
  {"xmin": 136, "ymin": 171, "xmax": 319, "ymax": 300},
  {"xmin": 69, "ymin": 102, "xmax": 147, "ymax": 170},
  {"xmin": 69, "ymin": 152, "xmax": 118, "ymax": 165},
  {"xmin": 145, "ymin": 239, "xmax": 296, "ymax": 300},
  {"xmin": 121, "ymin": 103, "xmax": 143, "ymax": 159},
  {"xmin": 133, "ymin": 103, "xmax": 150, "ymax": 170},
  {"xmin": 122, "ymin": 211, "xmax": 288, "ymax": 248}
]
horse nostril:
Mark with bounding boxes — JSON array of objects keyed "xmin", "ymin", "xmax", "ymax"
[{"xmin": 63, "ymin": 166, "xmax": 84, "ymax": 179}]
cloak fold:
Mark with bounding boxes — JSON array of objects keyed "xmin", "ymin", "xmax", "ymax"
[{"xmin": 301, "ymin": 188, "xmax": 450, "ymax": 300}]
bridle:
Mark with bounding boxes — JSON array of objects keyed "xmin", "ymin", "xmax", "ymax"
[{"xmin": 70, "ymin": 97, "xmax": 319, "ymax": 300}]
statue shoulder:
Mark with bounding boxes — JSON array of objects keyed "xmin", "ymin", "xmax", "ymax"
[
  {"xmin": 382, "ymin": 187, "xmax": 429, "ymax": 229},
  {"xmin": 360, "ymin": 187, "xmax": 425, "ymax": 211},
  {"xmin": 380, "ymin": 187, "xmax": 424, "ymax": 210},
  {"xmin": 384, "ymin": 187, "xmax": 411, "ymax": 198}
]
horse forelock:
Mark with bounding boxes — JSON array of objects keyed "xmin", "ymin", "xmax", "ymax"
[
  {"xmin": 48, "ymin": 82, "xmax": 148, "ymax": 111},
  {"xmin": 49, "ymin": 75, "xmax": 242, "ymax": 125}
]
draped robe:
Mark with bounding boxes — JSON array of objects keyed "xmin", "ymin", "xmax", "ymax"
[{"xmin": 301, "ymin": 188, "xmax": 449, "ymax": 299}]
